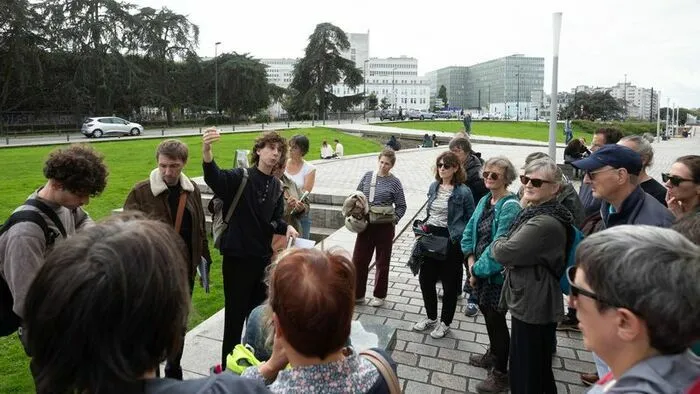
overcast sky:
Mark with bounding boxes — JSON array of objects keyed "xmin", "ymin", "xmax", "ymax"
[{"xmin": 136, "ymin": 0, "xmax": 699, "ymax": 107}]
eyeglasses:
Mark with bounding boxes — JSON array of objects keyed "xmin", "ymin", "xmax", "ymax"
[
  {"xmin": 437, "ymin": 163, "xmax": 453, "ymax": 169},
  {"xmin": 566, "ymin": 266, "xmax": 637, "ymax": 314},
  {"xmin": 519, "ymin": 175, "xmax": 553, "ymax": 188},
  {"xmin": 483, "ymin": 171, "xmax": 501, "ymax": 181},
  {"xmin": 585, "ymin": 167, "xmax": 619, "ymax": 180},
  {"xmin": 662, "ymin": 173, "xmax": 693, "ymax": 187}
]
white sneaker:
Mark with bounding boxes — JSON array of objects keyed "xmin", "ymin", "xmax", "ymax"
[
  {"xmin": 368, "ymin": 297, "xmax": 385, "ymax": 307},
  {"xmin": 412, "ymin": 317, "xmax": 437, "ymax": 331},
  {"xmin": 355, "ymin": 297, "xmax": 366, "ymax": 305},
  {"xmin": 430, "ymin": 322, "xmax": 450, "ymax": 339}
]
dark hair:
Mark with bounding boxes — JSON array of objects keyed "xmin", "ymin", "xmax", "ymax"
[
  {"xmin": 378, "ymin": 148, "xmax": 396, "ymax": 166},
  {"xmin": 156, "ymin": 139, "xmax": 188, "ymax": 162},
  {"xmin": 23, "ymin": 215, "xmax": 190, "ymax": 394},
  {"xmin": 675, "ymin": 155, "xmax": 700, "ymax": 183},
  {"xmin": 251, "ymin": 131, "xmax": 287, "ymax": 166},
  {"xmin": 448, "ymin": 137, "xmax": 472, "ymax": 154},
  {"xmin": 434, "ymin": 151, "xmax": 465, "ymax": 185},
  {"xmin": 594, "ymin": 127, "xmax": 624, "ymax": 145},
  {"xmin": 269, "ymin": 248, "xmax": 355, "ymax": 359},
  {"xmin": 672, "ymin": 214, "xmax": 700, "ymax": 244},
  {"xmin": 289, "ymin": 134, "xmax": 310, "ymax": 156},
  {"xmin": 43, "ymin": 144, "xmax": 108, "ymax": 196}
]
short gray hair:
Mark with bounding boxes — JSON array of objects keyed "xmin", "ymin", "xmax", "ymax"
[
  {"xmin": 620, "ymin": 135, "xmax": 654, "ymax": 169},
  {"xmin": 576, "ymin": 225, "xmax": 700, "ymax": 354},
  {"xmin": 484, "ymin": 156, "xmax": 517, "ymax": 186},
  {"xmin": 523, "ymin": 158, "xmax": 563, "ymax": 186}
]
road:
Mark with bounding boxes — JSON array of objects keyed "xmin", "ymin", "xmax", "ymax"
[{"xmin": 0, "ymin": 117, "xmax": 382, "ymax": 148}]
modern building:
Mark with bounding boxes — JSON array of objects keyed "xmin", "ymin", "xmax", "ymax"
[
  {"xmin": 424, "ymin": 67, "xmax": 469, "ymax": 110},
  {"xmin": 610, "ymin": 82, "xmax": 658, "ymax": 120},
  {"xmin": 342, "ymin": 32, "xmax": 369, "ymax": 69},
  {"xmin": 260, "ymin": 58, "xmax": 297, "ymax": 89},
  {"xmin": 364, "ymin": 57, "xmax": 429, "ymax": 110}
]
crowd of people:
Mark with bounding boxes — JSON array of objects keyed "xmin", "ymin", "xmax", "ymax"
[{"xmin": 0, "ymin": 124, "xmax": 698, "ymax": 393}]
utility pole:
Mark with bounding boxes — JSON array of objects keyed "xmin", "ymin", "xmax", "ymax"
[
  {"xmin": 516, "ymin": 65, "xmax": 520, "ymax": 121},
  {"xmin": 214, "ymin": 41, "xmax": 221, "ymax": 116},
  {"xmin": 363, "ymin": 59, "xmax": 369, "ymax": 117},
  {"xmin": 623, "ymin": 74, "xmax": 627, "ymax": 120}
]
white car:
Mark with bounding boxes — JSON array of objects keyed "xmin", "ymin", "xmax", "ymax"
[{"xmin": 81, "ymin": 117, "xmax": 144, "ymax": 138}]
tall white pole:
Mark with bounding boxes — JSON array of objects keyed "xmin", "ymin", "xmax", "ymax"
[
  {"xmin": 548, "ymin": 12, "xmax": 563, "ymax": 160},
  {"xmin": 666, "ymin": 98, "xmax": 670, "ymax": 136},
  {"xmin": 656, "ymin": 94, "xmax": 661, "ymax": 142}
]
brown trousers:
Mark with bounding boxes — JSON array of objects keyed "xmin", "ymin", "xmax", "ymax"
[{"xmin": 352, "ymin": 222, "xmax": 395, "ymax": 299}]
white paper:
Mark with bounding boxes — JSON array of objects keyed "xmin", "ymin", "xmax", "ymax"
[{"xmin": 293, "ymin": 237, "xmax": 316, "ymax": 249}]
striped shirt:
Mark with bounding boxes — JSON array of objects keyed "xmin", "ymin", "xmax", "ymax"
[{"xmin": 356, "ymin": 171, "xmax": 407, "ymax": 220}]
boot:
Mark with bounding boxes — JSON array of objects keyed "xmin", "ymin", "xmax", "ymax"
[
  {"xmin": 476, "ymin": 369, "xmax": 509, "ymax": 393},
  {"xmin": 469, "ymin": 348, "xmax": 495, "ymax": 369}
]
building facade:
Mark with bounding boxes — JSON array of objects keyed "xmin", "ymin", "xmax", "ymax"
[
  {"xmin": 610, "ymin": 82, "xmax": 658, "ymax": 120},
  {"xmin": 365, "ymin": 57, "xmax": 429, "ymax": 110}
]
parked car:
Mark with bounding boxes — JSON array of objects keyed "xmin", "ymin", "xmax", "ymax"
[
  {"xmin": 379, "ymin": 109, "xmax": 403, "ymax": 121},
  {"xmin": 435, "ymin": 110, "xmax": 454, "ymax": 119},
  {"xmin": 81, "ymin": 117, "xmax": 144, "ymax": 138},
  {"xmin": 407, "ymin": 109, "xmax": 436, "ymax": 120}
]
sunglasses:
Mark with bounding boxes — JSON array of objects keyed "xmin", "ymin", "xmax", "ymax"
[
  {"xmin": 662, "ymin": 173, "xmax": 693, "ymax": 187},
  {"xmin": 519, "ymin": 175, "xmax": 553, "ymax": 188},
  {"xmin": 566, "ymin": 266, "xmax": 637, "ymax": 313},
  {"xmin": 437, "ymin": 163, "xmax": 453, "ymax": 169},
  {"xmin": 483, "ymin": 171, "xmax": 501, "ymax": 181},
  {"xmin": 585, "ymin": 167, "xmax": 619, "ymax": 180}
]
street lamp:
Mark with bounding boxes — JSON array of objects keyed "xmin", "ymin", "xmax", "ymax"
[
  {"xmin": 548, "ymin": 12, "xmax": 563, "ymax": 160},
  {"xmin": 364, "ymin": 59, "xmax": 370, "ymax": 116},
  {"xmin": 516, "ymin": 65, "xmax": 521, "ymax": 121},
  {"xmin": 214, "ymin": 41, "xmax": 221, "ymax": 116}
]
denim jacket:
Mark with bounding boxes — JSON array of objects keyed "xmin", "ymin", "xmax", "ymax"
[
  {"xmin": 426, "ymin": 182, "xmax": 475, "ymax": 243},
  {"xmin": 460, "ymin": 193, "xmax": 521, "ymax": 284}
]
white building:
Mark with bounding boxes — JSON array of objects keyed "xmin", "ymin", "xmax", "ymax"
[
  {"xmin": 365, "ymin": 57, "xmax": 430, "ymax": 110},
  {"xmin": 610, "ymin": 82, "xmax": 658, "ymax": 120},
  {"xmin": 260, "ymin": 58, "xmax": 296, "ymax": 89}
]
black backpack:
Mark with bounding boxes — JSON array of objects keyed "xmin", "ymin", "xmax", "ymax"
[{"xmin": 0, "ymin": 199, "xmax": 66, "ymax": 336}]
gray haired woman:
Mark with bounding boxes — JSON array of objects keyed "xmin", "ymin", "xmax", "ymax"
[{"xmin": 491, "ymin": 158, "xmax": 573, "ymax": 394}]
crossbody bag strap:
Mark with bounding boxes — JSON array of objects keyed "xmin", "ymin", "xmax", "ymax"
[
  {"xmin": 369, "ymin": 171, "xmax": 377, "ymax": 203},
  {"xmin": 224, "ymin": 168, "xmax": 248, "ymax": 225},
  {"xmin": 23, "ymin": 198, "xmax": 67, "ymax": 238},
  {"xmin": 360, "ymin": 349, "xmax": 401, "ymax": 394},
  {"xmin": 173, "ymin": 192, "xmax": 188, "ymax": 234}
]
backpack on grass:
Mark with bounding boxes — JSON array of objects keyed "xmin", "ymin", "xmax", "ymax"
[{"xmin": 0, "ymin": 199, "xmax": 66, "ymax": 336}]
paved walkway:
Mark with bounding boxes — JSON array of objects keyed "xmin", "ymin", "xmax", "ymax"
[{"xmin": 179, "ymin": 131, "xmax": 700, "ymax": 392}]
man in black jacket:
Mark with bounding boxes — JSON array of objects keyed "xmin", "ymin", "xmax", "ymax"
[{"xmin": 202, "ymin": 129, "xmax": 298, "ymax": 368}]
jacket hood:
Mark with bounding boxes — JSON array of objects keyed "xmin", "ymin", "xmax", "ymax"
[
  {"xmin": 608, "ymin": 351, "xmax": 700, "ymax": 393},
  {"xmin": 149, "ymin": 169, "xmax": 194, "ymax": 196}
]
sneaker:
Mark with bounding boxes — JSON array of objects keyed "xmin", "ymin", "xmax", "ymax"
[
  {"xmin": 476, "ymin": 369, "xmax": 509, "ymax": 393},
  {"xmin": 557, "ymin": 315, "xmax": 581, "ymax": 332},
  {"xmin": 464, "ymin": 303, "xmax": 479, "ymax": 317},
  {"xmin": 430, "ymin": 322, "xmax": 450, "ymax": 339},
  {"xmin": 412, "ymin": 317, "xmax": 437, "ymax": 331},
  {"xmin": 469, "ymin": 349, "xmax": 495, "ymax": 369},
  {"xmin": 355, "ymin": 297, "xmax": 366, "ymax": 305},
  {"xmin": 368, "ymin": 297, "xmax": 384, "ymax": 307},
  {"xmin": 580, "ymin": 372, "xmax": 599, "ymax": 386}
]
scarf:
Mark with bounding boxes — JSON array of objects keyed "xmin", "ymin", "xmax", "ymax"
[{"xmin": 505, "ymin": 199, "xmax": 574, "ymax": 238}]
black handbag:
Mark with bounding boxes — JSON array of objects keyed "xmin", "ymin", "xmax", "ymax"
[{"xmin": 417, "ymin": 234, "xmax": 450, "ymax": 261}]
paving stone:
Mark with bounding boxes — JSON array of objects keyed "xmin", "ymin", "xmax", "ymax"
[
  {"xmin": 453, "ymin": 362, "xmax": 489, "ymax": 380},
  {"xmin": 402, "ymin": 312, "xmax": 425, "ymax": 323},
  {"xmin": 373, "ymin": 308, "xmax": 405, "ymax": 320},
  {"xmin": 568, "ymin": 383, "xmax": 590, "ymax": 394},
  {"xmin": 457, "ymin": 340, "xmax": 489, "ymax": 354},
  {"xmin": 449, "ymin": 329, "xmax": 477, "ymax": 342},
  {"xmin": 431, "ymin": 371, "xmax": 467, "ymax": 391},
  {"xmin": 385, "ymin": 294, "xmax": 410, "ymax": 304},
  {"xmin": 438, "ymin": 347, "xmax": 472, "ymax": 363},
  {"xmin": 397, "ymin": 364, "xmax": 430, "ymax": 383},
  {"xmin": 393, "ymin": 303, "xmax": 422, "ymax": 314},
  {"xmin": 358, "ymin": 313, "xmax": 387, "ymax": 326},
  {"xmin": 555, "ymin": 346, "xmax": 578, "ymax": 360},
  {"xmin": 563, "ymin": 358, "xmax": 596, "ymax": 373},
  {"xmin": 396, "ymin": 329, "xmax": 425, "ymax": 343},
  {"xmin": 418, "ymin": 355, "xmax": 453, "ymax": 372},
  {"xmin": 393, "ymin": 282, "xmax": 417, "ymax": 291},
  {"xmin": 576, "ymin": 349, "xmax": 594, "ymax": 362},
  {"xmin": 553, "ymin": 368, "xmax": 585, "ymax": 385},
  {"xmin": 393, "ymin": 339, "xmax": 406, "ymax": 351},
  {"xmin": 405, "ymin": 341, "xmax": 439, "ymax": 357},
  {"xmin": 557, "ymin": 337, "xmax": 585, "ymax": 349},
  {"xmin": 424, "ymin": 336, "xmax": 456, "ymax": 349},
  {"xmin": 385, "ymin": 318, "xmax": 415, "ymax": 331},
  {"xmin": 475, "ymin": 333, "xmax": 490, "ymax": 345},
  {"xmin": 401, "ymin": 290, "xmax": 424, "ymax": 299},
  {"xmin": 404, "ymin": 380, "xmax": 442, "ymax": 394},
  {"xmin": 458, "ymin": 321, "xmax": 489, "ymax": 334},
  {"xmin": 552, "ymin": 356, "xmax": 564, "ymax": 369},
  {"xmin": 556, "ymin": 382, "xmax": 568, "ymax": 393},
  {"xmin": 390, "ymin": 350, "xmax": 419, "ymax": 366},
  {"xmin": 468, "ymin": 378, "xmax": 485, "ymax": 393}
]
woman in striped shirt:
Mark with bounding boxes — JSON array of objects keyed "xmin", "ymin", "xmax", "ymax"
[{"xmin": 353, "ymin": 149, "xmax": 407, "ymax": 307}]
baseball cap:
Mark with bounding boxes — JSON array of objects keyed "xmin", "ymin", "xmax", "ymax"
[{"xmin": 571, "ymin": 144, "xmax": 642, "ymax": 175}]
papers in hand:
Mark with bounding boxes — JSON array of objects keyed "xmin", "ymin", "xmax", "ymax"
[
  {"xmin": 291, "ymin": 237, "xmax": 316, "ymax": 249},
  {"xmin": 198, "ymin": 257, "xmax": 210, "ymax": 294}
]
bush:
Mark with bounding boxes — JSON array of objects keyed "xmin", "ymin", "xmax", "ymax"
[
  {"xmin": 253, "ymin": 112, "xmax": 271, "ymax": 123},
  {"xmin": 571, "ymin": 120, "xmax": 659, "ymax": 136}
]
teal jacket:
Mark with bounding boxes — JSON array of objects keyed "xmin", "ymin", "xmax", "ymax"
[{"xmin": 461, "ymin": 192, "xmax": 521, "ymax": 284}]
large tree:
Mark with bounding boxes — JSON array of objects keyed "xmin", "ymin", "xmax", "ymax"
[
  {"xmin": 560, "ymin": 91, "xmax": 624, "ymax": 121},
  {"xmin": 216, "ymin": 53, "xmax": 271, "ymax": 121},
  {"xmin": 288, "ymin": 23, "xmax": 363, "ymax": 118},
  {"xmin": 437, "ymin": 85, "xmax": 448, "ymax": 108}
]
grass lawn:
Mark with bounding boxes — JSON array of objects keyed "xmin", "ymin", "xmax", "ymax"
[
  {"xmin": 377, "ymin": 120, "xmax": 589, "ymax": 143},
  {"xmin": 0, "ymin": 127, "xmax": 382, "ymax": 393}
]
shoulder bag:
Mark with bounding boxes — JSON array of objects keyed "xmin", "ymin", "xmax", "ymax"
[{"xmin": 368, "ymin": 171, "xmax": 395, "ymax": 224}]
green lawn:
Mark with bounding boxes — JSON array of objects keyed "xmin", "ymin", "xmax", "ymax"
[
  {"xmin": 0, "ymin": 127, "xmax": 382, "ymax": 393},
  {"xmin": 377, "ymin": 120, "xmax": 588, "ymax": 143}
]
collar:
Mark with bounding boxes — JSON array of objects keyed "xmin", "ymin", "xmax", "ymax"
[{"xmin": 149, "ymin": 169, "xmax": 194, "ymax": 196}]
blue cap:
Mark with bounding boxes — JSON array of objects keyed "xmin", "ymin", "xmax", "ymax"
[{"xmin": 571, "ymin": 144, "xmax": 642, "ymax": 175}]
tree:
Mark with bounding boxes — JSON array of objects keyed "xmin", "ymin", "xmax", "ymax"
[
  {"xmin": 289, "ymin": 23, "xmax": 363, "ymax": 118},
  {"xmin": 367, "ymin": 92, "xmax": 378, "ymax": 110},
  {"xmin": 437, "ymin": 85, "xmax": 448, "ymax": 108},
  {"xmin": 659, "ymin": 107, "xmax": 691, "ymax": 125},
  {"xmin": 560, "ymin": 91, "xmax": 624, "ymax": 121},
  {"xmin": 216, "ymin": 52, "xmax": 270, "ymax": 121},
  {"xmin": 379, "ymin": 97, "xmax": 391, "ymax": 110}
]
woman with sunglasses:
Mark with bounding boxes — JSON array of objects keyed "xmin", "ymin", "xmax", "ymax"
[
  {"xmin": 412, "ymin": 151, "xmax": 474, "ymax": 339},
  {"xmin": 460, "ymin": 156, "xmax": 520, "ymax": 393},
  {"xmin": 491, "ymin": 158, "xmax": 574, "ymax": 394},
  {"xmin": 664, "ymin": 155, "xmax": 700, "ymax": 219}
]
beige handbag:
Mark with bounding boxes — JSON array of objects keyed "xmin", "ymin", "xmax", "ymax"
[{"xmin": 367, "ymin": 171, "xmax": 395, "ymax": 224}]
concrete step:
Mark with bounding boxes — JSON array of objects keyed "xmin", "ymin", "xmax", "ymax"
[
  {"xmin": 309, "ymin": 226, "xmax": 337, "ymax": 243},
  {"xmin": 309, "ymin": 203, "xmax": 345, "ymax": 229}
]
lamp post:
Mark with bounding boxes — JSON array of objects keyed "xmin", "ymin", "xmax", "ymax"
[
  {"xmin": 548, "ymin": 12, "xmax": 563, "ymax": 160},
  {"xmin": 516, "ymin": 65, "xmax": 521, "ymax": 121},
  {"xmin": 214, "ymin": 41, "xmax": 221, "ymax": 115},
  {"xmin": 623, "ymin": 74, "xmax": 627, "ymax": 120}
]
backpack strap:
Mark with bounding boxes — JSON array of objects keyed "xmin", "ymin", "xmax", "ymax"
[
  {"xmin": 369, "ymin": 171, "xmax": 377, "ymax": 203},
  {"xmin": 360, "ymin": 349, "xmax": 401, "ymax": 394},
  {"xmin": 1, "ymin": 210, "xmax": 55, "ymax": 245},
  {"xmin": 23, "ymin": 199, "xmax": 67, "ymax": 238},
  {"xmin": 223, "ymin": 168, "xmax": 248, "ymax": 225}
]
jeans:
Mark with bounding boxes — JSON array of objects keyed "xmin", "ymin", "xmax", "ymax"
[
  {"xmin": 299, "ymin": 213, "xmax": 311, "ymax": 240},
  {"xmin": 242, "ymin": 304, "xmax": 272, "ymax": 362}
]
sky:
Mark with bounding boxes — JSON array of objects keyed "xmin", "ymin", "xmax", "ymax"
[{"xmin": 135, "ymin": 0, "xmax": 700, "ymax": 107}]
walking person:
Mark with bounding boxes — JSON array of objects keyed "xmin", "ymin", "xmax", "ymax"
[
  {"xmin": 491, "ymin": 159, "xmax": 574, "ymax": 394},
  {"xmin": 124, "ymin": 139, "xmax": 211, "ymax": 380},
  {"xmin": 353, "ymin": 149, "xmax": 406, "ymax": 307},
  {"xmin": 412, "ymin": 152, "xmax": 475, "ymax": 339},
  {"xmin": 202, "ymin": 129, "xmax": 298, "ymax": 369},
  {"xmin": 285, "ymin": 135, "xmax": 316, "ymax": 239},
  {"xmin": 461, "ymin": 157, "xmax": 521, "ymax": 393}
]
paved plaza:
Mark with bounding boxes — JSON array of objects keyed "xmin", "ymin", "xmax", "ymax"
[{"xmin": 180, "ymin": 129, "xmax": 699, "ymax": 393}]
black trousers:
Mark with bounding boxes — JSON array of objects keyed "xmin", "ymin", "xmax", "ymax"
[
  {"xmin": 221, "ymin": 255, "xmax": 269, "ymax": 368},
  {"xmin": 481, "ymin": 304, "xmax": 510, "ymax": 374},
  {"xmin": 418, "ymin": 229, "xmax": 463, "ymax": 326},
  {"xmin": 510, "ymin": 317, "xmax": 557, "ymax": 394}
]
